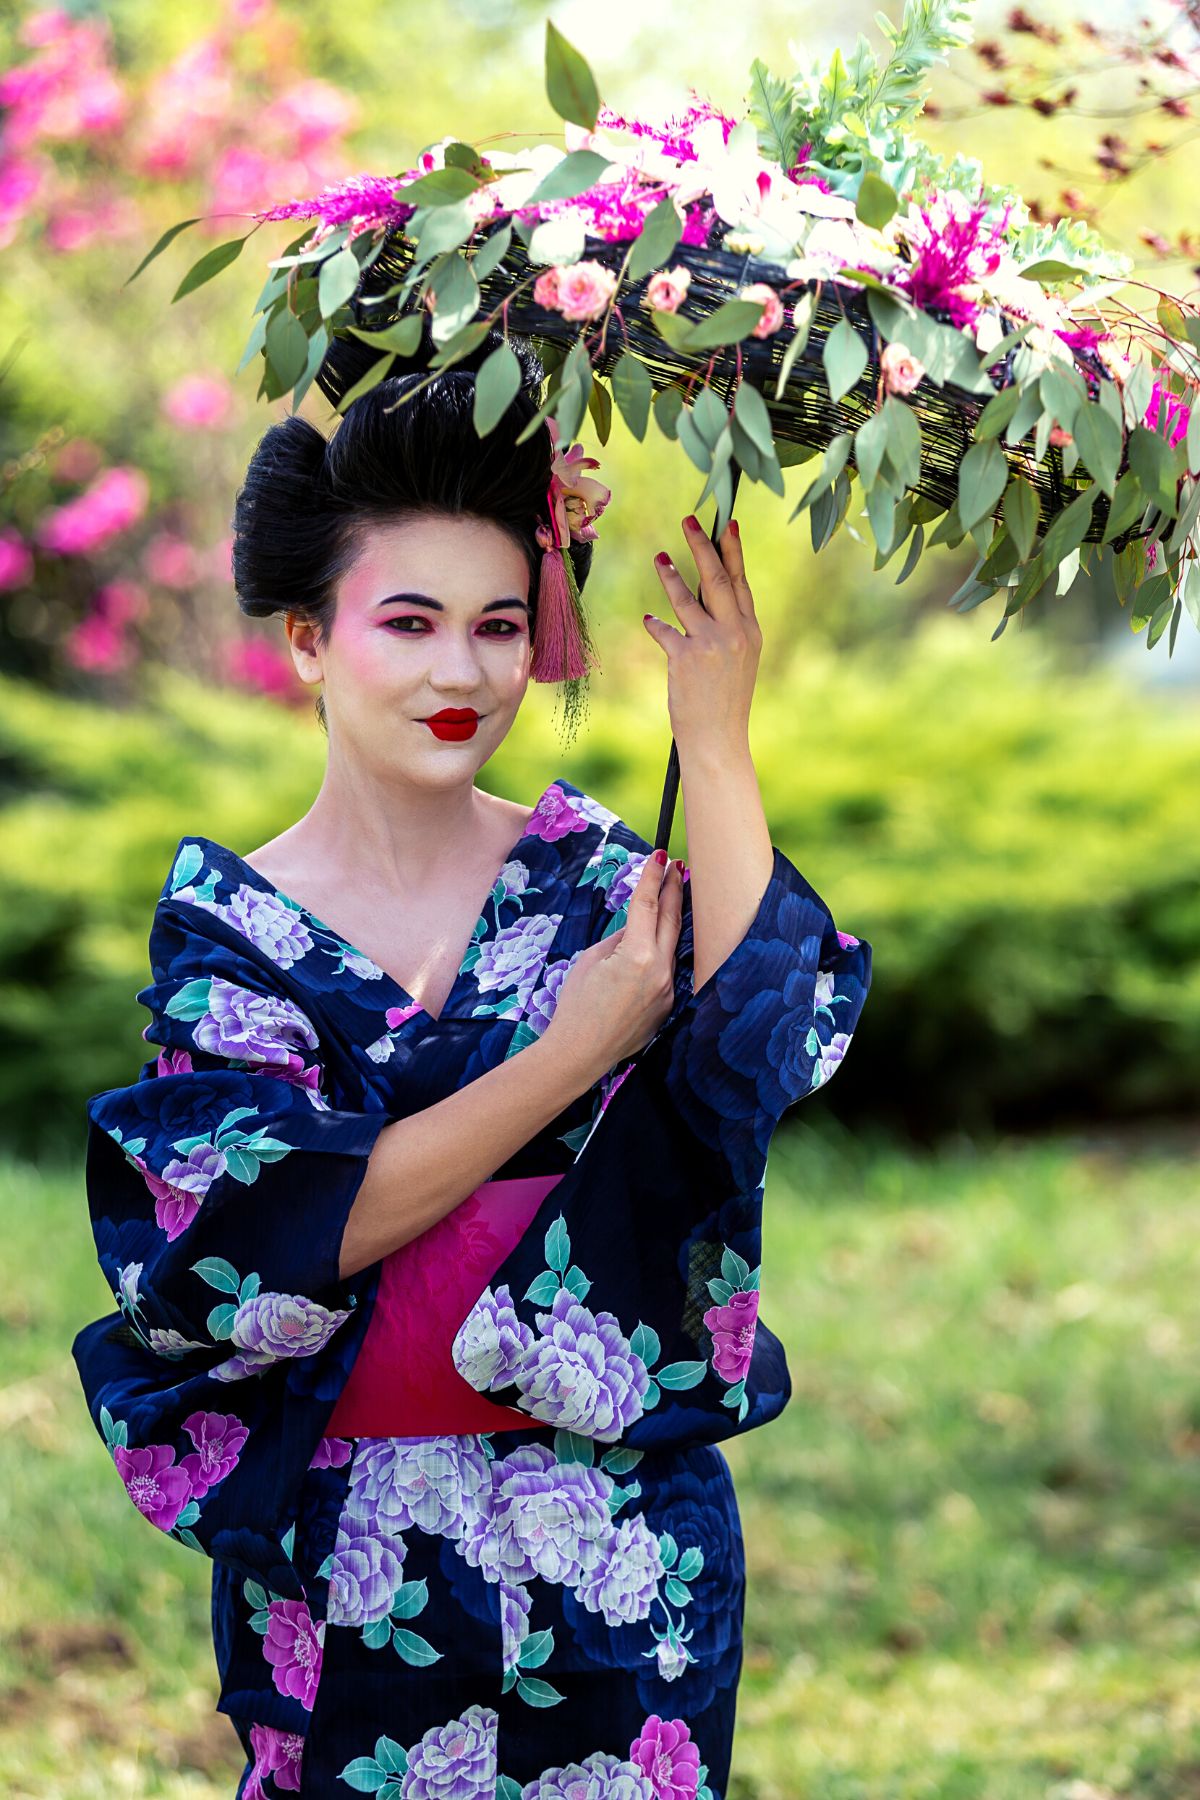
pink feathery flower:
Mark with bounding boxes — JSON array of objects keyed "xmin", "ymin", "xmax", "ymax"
[{"xmin": 253, "ymin": 172, "xmax": 414, "ymax": 240}]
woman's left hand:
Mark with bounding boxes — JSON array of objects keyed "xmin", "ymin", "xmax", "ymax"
[{"xmin": 643, "ymin": 514, "xmax": 762, "ymax": 757}]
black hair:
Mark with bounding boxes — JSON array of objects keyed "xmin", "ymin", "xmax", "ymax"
[{"xmin": 230, "ymin": 307, "xmax": 595, "ymax": 732}]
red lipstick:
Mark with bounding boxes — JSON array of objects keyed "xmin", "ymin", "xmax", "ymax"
[{"xmin": 422, "ymin": 707, "xmax": 480, "ymax": 741}]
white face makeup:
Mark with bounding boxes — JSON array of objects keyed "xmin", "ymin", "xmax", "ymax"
[{"xmin": 285, "ymin": 513, "xmax": 534, "ymax": 786}]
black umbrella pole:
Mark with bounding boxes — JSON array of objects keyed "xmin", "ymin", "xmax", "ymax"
[{"xmin": 652, "ymin": 457, "xmax": 744, "ymax": 853}]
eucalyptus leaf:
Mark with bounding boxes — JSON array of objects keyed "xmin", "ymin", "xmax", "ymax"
[
  {"xmin": 883, "ymin": 396, "xmax": 921, "ymax": 488},
  {"xmin": 265, "ymin": 309, "xmax": 310, "ymax": 390},
  {"xmin": 545, "ymin": 20, "xmax": 600, "ymax": 130},
  {"xmin": 473, "ymin": 342, "xmax": 523, "ymax": 437},
  {"xmin": 172, "ymin": 235, "xmax": 250, "ymax": 303},
  {"xmin": 822, "ymin": 316, "xmax": 869, "ymax": 404},
  {"xmin": 410, "ymin": 200, "xmax": 476, "ymax": 259},
  {"xmin": 335, "ymin": 352, "xmax": 397, "ymax": 412},
  {"xmin": 854, "ymin": 409, "xmax": 889, "ymax": 489},
  {"xmin": 468, "ymin": 221, "xmax": 513, "ymax": 285},
  {"xmin": 318, "ymin": 247, "xmax": 362, "ymax": 319},
  {"xmin": 855, "ymin": 171, "xmax": 898, "ymax": 229},
  {"xmin": 687, "ymin": 299, "xmax": 770, "ymax": 351},
  {"xmin": 524, "ymin": 149, "xmax": 612, "ymax": 208},
  {"xmin": 957, "ymin": 438, "xmax": 1008, "ymax": 531},
  {"xmin": 628, "ymin": 196, "xmax": 683, "ymax": 282},
  {"xmin": 397, "ymin": 167, "xmax": 480, "ymax": 205},
  {"xmin": 1002, "ymin": 476, "xmax": 1040, "ymax": 559},
  {"xmin": 733, "ymin": 380, "xmax": 775, "ymax": 457},
  {"xmin": 1128, "ymin": 425, "xmax": 1183, "ymax": 516},
  {"xmin": 347, "ymin": 317, "xmax": 424, "ymax": 356},
  {"xmin": 1039, "ymin": 483, "xmax": 1098, "ymax": 567},
  {"xmin": 126, "ymin": 217, "xmax": 202, "ymax": 287},
  {"xmin": 611, "ymin": 352, "xmax": 653, "ymax": 439},
  {"xmin": 1071, "ymin": 401, "xmax": 1122, "ymax": 495}
]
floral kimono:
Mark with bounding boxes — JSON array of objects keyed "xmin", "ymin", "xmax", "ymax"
[{"xmin": 72, "ymin": 775, "xmax": 872, "ymax": 1800}]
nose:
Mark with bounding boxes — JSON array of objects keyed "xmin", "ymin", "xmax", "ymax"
[{"xmin": 427, "ymin": 623, "xmax": 488, "ymax": 694}]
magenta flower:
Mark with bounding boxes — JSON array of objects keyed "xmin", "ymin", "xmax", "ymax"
[
  {"xmin": 1144, "ymin": 376, "xmax": 1190, "ymax": 449},
  {"xmin": 161, "ymin": 372, "xmax": 234, "ymax": 431},
  {"xmin": 179, "ymin": 1409, "xmax": 249, "ymax": 1500},
  {"xmin": 36, "ymin": 465, "xmax": 149, "ymax": 555},
  {"xmin": 113, "ymin": 1442, "xmax": 193, "ymax": 1533},
  {"xmin": 702, "ymin": 1287, "xmax": 760, "ymax": 1384},
  {"xmin": 525, "ymin": 784, "xmax": 594, "ymax": 843},
  {"xmin": 629, "ymin": 1715, "xmax": 701, "ymax": 1800},
  {"xmin": 0, "ymin": 529, "xmax": 33, "ymax": 590},
  {"xmin": 245, "ymin": 1722, "xmax": 305, "ymax": 1796},
  {"xmin": 262, "ymin": 1598, "xmax": 324, "ymax": 1711}
]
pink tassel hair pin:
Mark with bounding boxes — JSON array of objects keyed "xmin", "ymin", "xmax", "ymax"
[{"xmin": 531, "ymin": 417, "xmax": 609, "ymax": 745}]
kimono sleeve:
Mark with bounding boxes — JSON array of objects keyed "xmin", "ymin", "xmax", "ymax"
[
  {"xmin": 448, "ymin": 830, "xmax": 873, "ymax": 1453},
  {"xmin": 78, "ymin": 895, "xmax": 391, "ymax": 1377}
]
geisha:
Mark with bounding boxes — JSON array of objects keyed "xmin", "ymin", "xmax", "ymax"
[{"xmin": 73, "ymin": 317, "xmax": 872, "ymax": 1800}]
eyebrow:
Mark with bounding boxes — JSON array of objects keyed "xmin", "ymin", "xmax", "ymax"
[{"xmin": 375, "ymin": 592, "xmax": 531, "ymax": 616}]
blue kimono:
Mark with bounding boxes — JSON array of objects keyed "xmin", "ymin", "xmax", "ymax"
[{"xmin": 72, "ymin": 775, "xmax": 872, "ymax": 1799}]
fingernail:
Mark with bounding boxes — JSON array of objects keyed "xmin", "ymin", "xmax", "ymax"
[
  {"xmin": 642, "ymin": 612, "xmax": 655, "ymax": 622},
  {"xmin": 654, "ymin": 551, "xmax": 672, "ymax": 567},
  {"xmin": 673, "ymin": 859, "xmax": 685, "ymax": 874},
  {"xmin": 683, "ymin": 514, "xmax": 700, "ymax": 531},
  {"xmin": 653, "ymin": 848, "xmax": 668, "ymax": 865},
  {"xmin": 730, "ymin": 519, "xmax": 740, "ymax": 537}
]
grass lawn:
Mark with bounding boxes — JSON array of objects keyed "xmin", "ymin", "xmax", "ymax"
[{"xmin": 1, "ymin": 1121, "xmax": 1197, "ymax": 1798}]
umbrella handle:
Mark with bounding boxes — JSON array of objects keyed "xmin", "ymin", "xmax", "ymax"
[{"xmin": 653, "ymin": 456, "xmax": 745, "ymax": 852}]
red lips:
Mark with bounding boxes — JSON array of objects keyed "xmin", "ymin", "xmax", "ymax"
[{"xmin": 422, "ymin": 707, "xmax": 480, "ymax": 741}]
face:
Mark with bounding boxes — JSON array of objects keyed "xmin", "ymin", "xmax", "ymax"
[{"xmin": 285, "ymin": 513, "xmax": 533, "ymax": 788}]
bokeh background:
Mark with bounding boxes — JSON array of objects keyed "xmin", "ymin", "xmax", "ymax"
[{"xmin": 2, "ymin": 1, "xmax": 1199, "ymax": 1795}]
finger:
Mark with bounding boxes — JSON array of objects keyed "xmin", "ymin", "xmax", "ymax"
[
  {"xmin": 652, "ymin": 553, "xmax": 705, "ymax": 633},
  {"xmin": 655, "ymin": 859, "xmax": 684, "ymax": 951},
  {"xmin": 680, "ymin": 513, "xmax": 738, "ymax": 621},
  {"xmin": 642, "ymin": 608, "xmax": 684, "ymax": 651},
  {"xmin": 716, "ymin": 517, "xmax": 756, "ymax": 620}
]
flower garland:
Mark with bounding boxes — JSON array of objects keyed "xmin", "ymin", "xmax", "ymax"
[{"xmin": 139, "ymin": 0, "xmax": 1200, "ymax": 653}]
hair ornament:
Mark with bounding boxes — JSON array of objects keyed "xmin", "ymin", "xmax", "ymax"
[{"xmin": 530, "ymin": 418, "xmax": 610, "ymax": 742}]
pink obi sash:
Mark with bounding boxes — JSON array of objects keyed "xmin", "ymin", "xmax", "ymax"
[{"xmin": 325, "ymin": 1173, "xmax": 565, "ymax": 1438}]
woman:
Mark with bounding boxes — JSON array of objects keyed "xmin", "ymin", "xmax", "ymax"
[{"xmin": 72, "ymin": 322, "xmax": 872, "ymax": 1799}]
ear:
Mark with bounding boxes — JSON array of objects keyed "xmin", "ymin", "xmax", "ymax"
[{"xmin": 284, "ymin": 611, "xmax": 323, "ymax": 688}]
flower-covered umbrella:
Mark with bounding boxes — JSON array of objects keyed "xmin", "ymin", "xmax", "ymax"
[{"xmin": 134, "ymin": 0, "xmax": 1200, "ymax": 840}]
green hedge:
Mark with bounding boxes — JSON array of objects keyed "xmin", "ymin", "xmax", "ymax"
[{"xmin": 3, "ymin": 617, "xmax": 1198, "ymax": 1154}]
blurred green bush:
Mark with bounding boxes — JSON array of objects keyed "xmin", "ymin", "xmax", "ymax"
[{"xmin": 3, "ymin": 613, "xmax": 1198, "ymax": 1156}]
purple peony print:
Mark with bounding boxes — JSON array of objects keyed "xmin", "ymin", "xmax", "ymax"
[
  {"xmin": 399, "ymin": 1702, "xmax": 497, "ymax": 1800},
  {"xmin": 150, "ymin": 1142, "xmax": 226, "ymax": 1240},
  {"xmin": 192, "ymin": 977, "xmax": 319, "ymax": 1066},
  {"xmin": 514, "ymin": 1287, "xmax": 650, "ymax": 1439},
  {"xmin": 178, "ymin": 1409, "xmax": 248, "ymax": 1501},
  {"xmin": 457, "ymin": 1442, "xmax": 612, "ymax": 1589},
  {"xmin": 146, "ymin": 1327, "xmax": 208, "ymax": 1358},
  {"xmin": 525, "ymin": 954, "xmax": 579, "ymax": 1037},
  {"xmin": 113, "ymin": 1442, "xmax": 192, "ymax": 1533},
  {"xmin": 628, "ymin": 1715, "xmax": 701, "ymax": 1800},
  {"xmin": 245, "ymin": 1722, "xmax": 305, "ymax": 1797},
  {"xmin": 655, "ymin": 1635, "xmax": 692, "ymax": 1682},
  {"xmin": 604, "ymin": 851, "xmax": 649, "ymax": 916},
  {"xmin": 573, "ymin": 1514, "xmax": 665, "ymax": 1627},
  {"xmin": 701, "ymin": 1287, "xmax": 760, "ymax": 1384},
  {"xmin": 262, "ymin": 1597, "xmax": 323, "ymax": 1712},
  {"xmin": 346, "ymin": 1437, "xmax": 490, "ymax": 1542},
  {"xmin": 520, "ymin": 1753, "xmax": 654, "ymax": 1800},
  {"xmin": 472, "ymin": 912, "xmax": 564, "ymax": 1005},
  {"xmin": 499, "ymin": 1577, "xmax": 532, "ymax": 1674},
  {"xmin": 227, "ymin": 1292, "xmax": 351, "ymax": 1370},
  {"xmin": 451, "ymin": 1283, "xmax": 534, "ymax": 1391},
  {"xmin": 325, "ymin": 1515, "xmax": 407, "ymax": 1627},
  {"xmin": 208, "ymin": 885, "xmax": 315, "ymax": 969}
]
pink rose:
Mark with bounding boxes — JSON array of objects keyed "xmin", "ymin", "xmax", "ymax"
[
  {"xmin": 1048, "ymin": 423, "xmax": 1073, "ymax": 447},
  {"xmin": 880, "ymin": 341, "xmax": 926, "ymax": 395},
  {"xmin": 739, "ymin": 282, "xmax": 784, "ymax": 338},
  {"xmin": 551, "ymin": 259, "xmax": 619, "ymax": 322},
  {"xmin": 645, "ymin": 267, "xmax": 692, "ymax": 314}
]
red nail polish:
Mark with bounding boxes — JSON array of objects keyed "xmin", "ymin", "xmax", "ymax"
[
  {"xmin": 653, "ymin": 848, "xmax": 668, "ymax": 865},
  {"xmin": 684, "ymin": 515, "xmax": 701, "ymax": 531},
  {"xmin": 730, "ymin": 519, "xmax": 740, "ymax": 537},
  {"xmin": 654, "ymin": 551, "xmax": 672, "ymax": 566},
  {"xmin": 642, "ymin": 612, "xmax": 654, "ymax": 622}
]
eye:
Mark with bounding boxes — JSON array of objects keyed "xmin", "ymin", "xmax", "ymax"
[{"xmin": 383, "ymin": 617, "xmax": 523, "ymax": 635}]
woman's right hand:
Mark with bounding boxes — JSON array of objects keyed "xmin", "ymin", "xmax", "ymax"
[{"xmin": 542, "ymin": 850, "xmax": 685, "ymax": 1085}]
